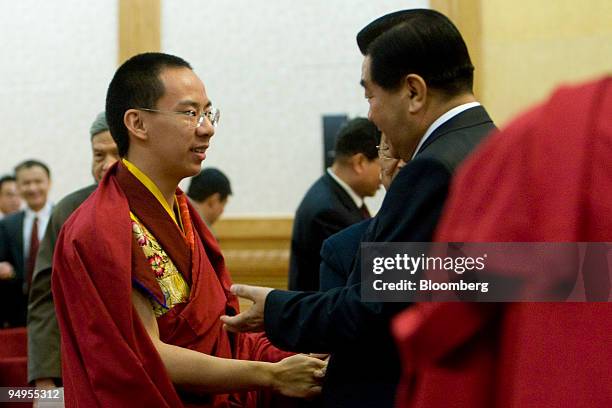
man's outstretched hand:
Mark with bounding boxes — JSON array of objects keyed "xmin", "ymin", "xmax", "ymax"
[{"xmin": 221, "ymin": 284, "xmax": 274, "ymax": 333}]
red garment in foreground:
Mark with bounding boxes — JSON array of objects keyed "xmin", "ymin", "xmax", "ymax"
[
  {"xmin": 52, "ymin": 163, "xmax": 289, "ymax": 408},
  {"xmin": 392, "ymin": 77, "xmax": 612, "ymax": 408}
]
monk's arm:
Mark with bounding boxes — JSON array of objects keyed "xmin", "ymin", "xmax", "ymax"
[{"xmin": 131, "ymin": 289, "xmax": 324, "ymax": 397}]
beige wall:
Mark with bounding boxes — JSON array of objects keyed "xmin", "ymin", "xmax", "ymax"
[
  {"xmin": 482, "ymin": 0, "xmax": 612, "ymax": 125},
  {"xmin": 118, "ymin": 0, "xmax": 160, "ymax": 64},
  {"xmin": 434, "ymin": 0, "xmax": 612, "ymax": 125}
]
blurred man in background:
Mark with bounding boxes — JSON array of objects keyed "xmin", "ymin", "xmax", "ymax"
[
  {"xmin": 187, "ymin": 167, "xmax": 232, "ymax": 228},
  {"xmin": 0, "ymin": 160, "xmax": 52, "ymax": 327},
  {"xmin": 289, "ymin": 117, "xmax": 381, "ymax": 291},
  {"xmin": 0, "ymin": 175, "xmax": 22, "ymax": 219},
  {"xmin": 28, "ymin": 112, "xmax": 119, "ymax": 395}
]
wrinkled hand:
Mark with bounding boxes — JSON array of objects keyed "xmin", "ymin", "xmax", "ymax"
[
  {"xmin": 272, "ymin": 354, "xmax": 327, "ymax": 398},
  {"xmin": 0, "ymin": 262, "xmax": 15, "ymax": 280},
  {"xmin": 220, "ymin": 284, "xmax": 273, "ymax": 333}
]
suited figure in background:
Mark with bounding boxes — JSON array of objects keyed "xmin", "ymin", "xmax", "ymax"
[
  {"xmin": 319, "ymin": 133, "xmax": 405, "ymax": 291},
  {"xmin": 0, "ymin": 159, "xmax": 52, "ymax": 327},
  {"xmin": 28, "ymin": 112, "xmax": 119, "ymax": 394},
  {"xmin": 187, "ymin": 167, "xmax": 232, "ymax": 230},
  {"xmin": 289, "ymin": 118, "xmax": 381, "ymax": 291},
  {"xmin": 0, "ymin": 175, "xmax": 22, "ymax": 220}
]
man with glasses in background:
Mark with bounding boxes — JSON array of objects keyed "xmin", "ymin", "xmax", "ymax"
[{"xmin": 51, "ymin": 52, "xmax": 324, "ymax": 407}]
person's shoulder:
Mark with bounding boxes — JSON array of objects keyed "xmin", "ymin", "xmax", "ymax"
[
  {"xmin": 56, "ymin": 185, "xmax": 101, "ymax": 236},
  {"xmin": 55, "ymin": 184, "xmax": 97, "ymax": 210},
  {"xmin": 419, "ymin": 125, "xmax": 493, "ymax": 173},
  {"xmin": 296, "ymin": 174, "xmax": 334, "ymax": 211},
  {"xmin": 305, "ymin": 174, "xmax": 331, "ymax": 196},
  {"xmin": 0, "ymin": 210, "xmax": 25, "ymax": 227},
  {"xmin": 323, "ymin": 219, "xmax": 371, "ymax": 251},
  {"xmin": 52, "ymin": 184, "xmax": 97, "ymax": 222}
]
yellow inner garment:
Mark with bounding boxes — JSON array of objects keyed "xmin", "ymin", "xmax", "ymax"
[
  {"xmin": 122, "ymin": 158, "xmax": 183, "ymax": 231},
  {"xmin": 123, "ymin": 159, "xmax": 190, "ymax": 316}
]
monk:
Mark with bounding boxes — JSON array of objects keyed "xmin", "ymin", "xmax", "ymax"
[
  {"xmin": 392, "ymin": 77, "xmax": 612, "ymax": 407},
  {"xmin": 51, "ymin": 52, "xmax": 325, "ymax": 407}
]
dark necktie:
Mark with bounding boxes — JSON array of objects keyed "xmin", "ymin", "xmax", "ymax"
[
  {"xmin": 360, "ymin": 203, "xmax": 371, "ymax": 219},
  {"xmin": 25, "ymin": 216, "xmax": 39, "ymax": 292}
]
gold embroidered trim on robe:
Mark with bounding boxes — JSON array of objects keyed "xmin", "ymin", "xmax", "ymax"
[{"xmin": 131, "ymin": 213, "xmax": 190, "ymax": 317}]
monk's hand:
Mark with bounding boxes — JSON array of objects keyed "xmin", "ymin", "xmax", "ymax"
[
  {"xmin": 220, "ymin": 284, "xmax": 273, "ymax": 333},
  {"xmin": 0, "ymin": 262, "xmax": 15, "ymax": 280},
  {"xmin": 271, "ymin": 354, "xmax": 327, "ymax": 398}
]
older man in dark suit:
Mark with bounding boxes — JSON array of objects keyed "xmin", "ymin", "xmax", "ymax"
[
  {"xmin": 289, "ymin": 117, "xmax": 381, "ymax": 291},
  {"xmin": 222, "ymin": 9, "xmax": 496, "ymax": 408},
  {"xmin": 319, "ymin": 134, "xmax": 404, "ymax": 292}
]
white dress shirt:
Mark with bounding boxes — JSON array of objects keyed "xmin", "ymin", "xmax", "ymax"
[
  {"xmin": 326, "ymin": 168, "xmax": 364, "ymax": 209},
  {"xmin": 22, "ymin": 201, "xmax": 52, "ymax": 262}
]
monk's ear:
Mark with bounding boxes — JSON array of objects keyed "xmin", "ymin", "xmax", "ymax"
[
  {"xmin": 124, "ymin": 109, "xmax": 148, "ymax": 142},
  {"xmin": 402, "ymin": 74, "xmax": 427, "ymax": 113}
]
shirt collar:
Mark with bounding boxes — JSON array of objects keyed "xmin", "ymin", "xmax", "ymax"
[
  {"xmin": 326, "ymin": 168, "xmax": 363, "ymax": 209},
  {"xmin": 411, "ymin": 102, "xmax": 481, "ymax": 159},
  {"xmin": 24, "ymin": 201, "xmax": 53, "ymax": 220}
]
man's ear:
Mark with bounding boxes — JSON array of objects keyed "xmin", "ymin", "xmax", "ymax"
[
  {"xmin": 204, "ymin": 193, "xmax": 221, "ymax": 208},
  {"xmin": 124, "ymin": 109, "xmax": 148, "ymax": 142},
  {"xmin": 351, "ymin": 153, "xmax": 367, "ymax": 174},
  {"xmin": 402, "ymin": 74, "xmax": 427, "ymax": 113}
]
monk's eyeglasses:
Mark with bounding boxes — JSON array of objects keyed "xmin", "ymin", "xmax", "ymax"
[{"xmin": 136, "ymin": 107, "xmax": 220, "ymax": 128}]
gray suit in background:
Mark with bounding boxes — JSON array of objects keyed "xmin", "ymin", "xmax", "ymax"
[{"xmin": 27, "ymin": 184, "xmax": 96, "ymax": 384}]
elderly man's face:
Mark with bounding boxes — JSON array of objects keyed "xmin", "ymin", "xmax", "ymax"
[
  {"xmin": 0, "ymin": 180, "xmax": 21, "ymax": 214},
  {"xmin": 361, "ymin": 56, "xmax": 419, "ymax": 160},
  {"xmin": 91, "ymin": 131, "xmax": 120, "ymax": 182}
]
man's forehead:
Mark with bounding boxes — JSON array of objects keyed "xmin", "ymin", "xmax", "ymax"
[
  {"xmin": 0, "ymin": 181, "xmax": 16, "ymax": 192},
  {"xmin": 159, "ymin": 69, "xmax": 210, "ymax": 108},
  {"xmin": 360, "ymin": 57, "xmax": 372, "ymax": 86},
  {"xmin": 92, "ymin": 133, "xmax": 117, "ymax": 149},
  {"xmin": 16, "ymin": 166, "xmax": 48, "ymax": 179}
]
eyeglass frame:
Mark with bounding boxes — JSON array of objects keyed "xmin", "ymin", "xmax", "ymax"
[
  {"xmin": 376, "ymin": 144, "xmax": 392, "ymax": 160},
  {"xmin": 135, "ymin": 106, "xmax": 220, "ymax": 128}
]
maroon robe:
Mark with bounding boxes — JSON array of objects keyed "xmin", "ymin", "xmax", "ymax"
[
  {"xmin": 52, "ymin": 162, "xmax": 289, "ymax": 407},
  {"xmin": 392, "ymin": 77, "xmax": 612, "ymax": 407}
]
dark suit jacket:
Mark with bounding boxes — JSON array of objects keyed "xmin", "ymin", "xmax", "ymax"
[
  {"xmin": 27, "ymin": 184, "xmax": 96, "ymax": 384},
  {"xmin": 319, "ymin": 219, "xmax": 371, "ymax": 291},
  {"xmin": 289, "ymin": 172, "xmax": 367, "ymax": 291},
  {"xmin": 0, "ymin": 211, "xmax": 27, "ymax": 327},
  {"xmin": 265, "ymin": 106, "xmax": 496, "ymax": 408}
]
